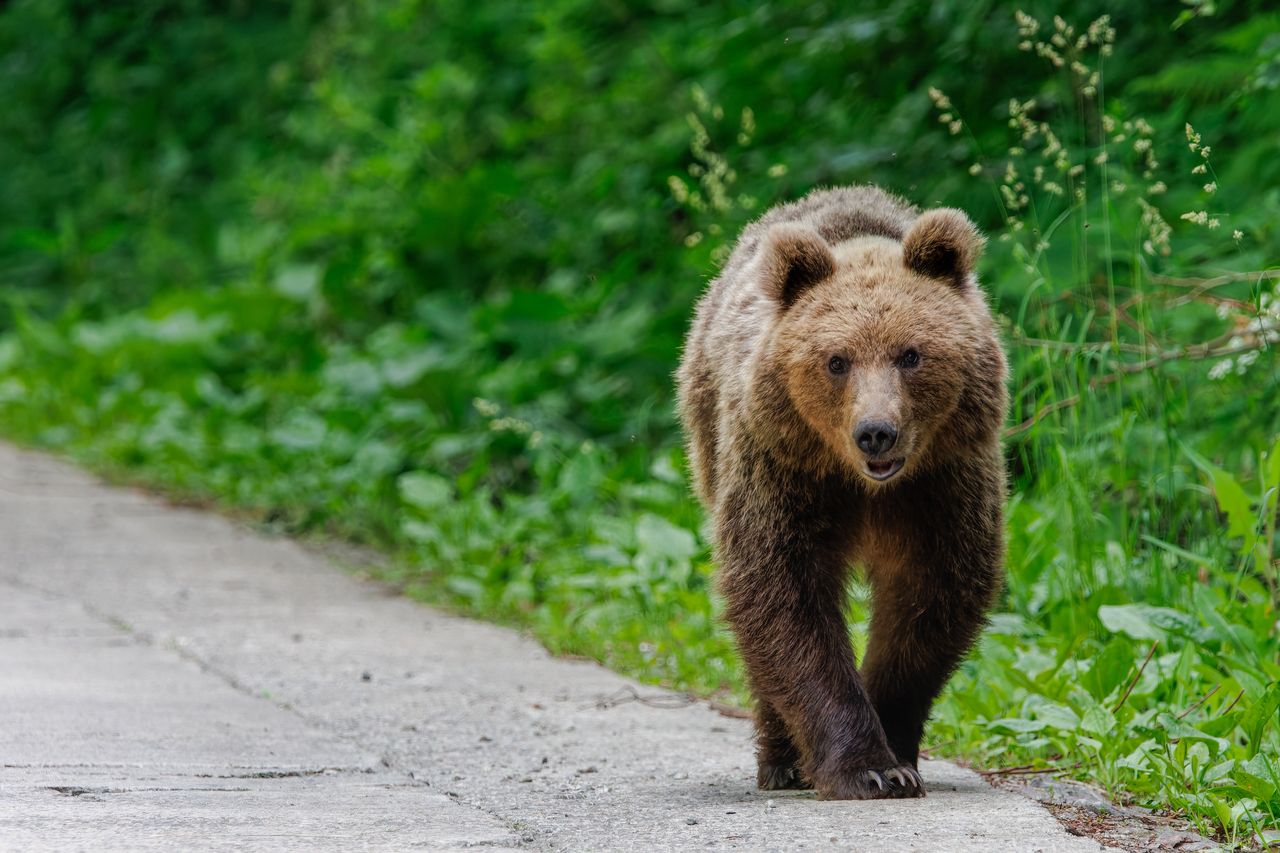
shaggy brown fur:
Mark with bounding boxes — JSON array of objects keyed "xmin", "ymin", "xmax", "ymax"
[{"xmin": 677, "ymin": 185, "xmax": 1007, "ymax": 800}]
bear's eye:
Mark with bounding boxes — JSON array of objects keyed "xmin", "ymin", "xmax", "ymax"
[
  {"xmin": 897, "ymin": 348, "xmax": 921, "ymax": 369},
  {"xmin": 827, "ymin": 355, "xmax": 849, "ymax": 375}
]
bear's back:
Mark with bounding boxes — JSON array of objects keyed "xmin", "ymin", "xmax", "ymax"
[{"xmin": 718, "ymin": 186, "xmax": 919, "ymax": 285}]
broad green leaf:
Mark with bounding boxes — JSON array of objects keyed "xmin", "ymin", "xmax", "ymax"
[
  {"xmin": 1080, "ymin": 704, "xmax": 1116, "ymax": 736},
  {"xmin": 987, "ymin": 718, "xmax": 1046, "ymax": 734},
  {"xmin": 398, "ymin": 472, "xmax": 453, "ymax": 511},
  {"xmin": 1098, "ymin": 603, "xmax": 1195, "ymax": 641},
  {"xmin": 1235, "ymin": 754, "xmax": 1277, "ymax": 800},
  {"xmin": 1212, "ymin": 796, "xmax": 1233, "ymax": 834},
  {"xmin": 1200, "ymin": 710, "xmax": 1242, "ymax": 738},
  {"xmin": 1087, "ymin": 637, "xmax": 1136, "ymax": 701},
  {"xmin": 1241, "ymin": 682, "xmax": 1280, "ymax": 757},
  {"xmin": 269, "ymin": 410, "xmax": 328, "ymax": 451},
  {"xmin": 401, "ymin": 519, "xmax": 440, "ymax": 544},
  {"xmin": 1035, "ymin": 702, "xmax": 1080, "ymax": 732},
  {"xmin": 274, "ymin": 264, "xmax": 322, "ymax": 301},
  {"xmin": 634, "ymin": 513, "xmax": 698, "ymax": 562},
  {"xmin": 1185, "ymin": 445, "xmax": 1256, "ymax": 541}
]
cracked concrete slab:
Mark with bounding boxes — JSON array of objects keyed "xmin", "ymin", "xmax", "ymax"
[{"xmin": 0, "ymin": 443, "xmax": 1114, "ymax": 851}]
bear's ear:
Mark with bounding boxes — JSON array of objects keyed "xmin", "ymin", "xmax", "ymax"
[
  {"xmin": 759, "ymin": 225, "xmax": 836, "ymax": 308},
  {"xmin": 902, "ymin": 208, "xmax": 985, "ymax": 286}
]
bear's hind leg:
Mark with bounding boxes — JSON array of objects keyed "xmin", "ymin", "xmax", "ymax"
[{"xmin": 755, "ymin": 699, "xmax": 810, "ymax": 790}]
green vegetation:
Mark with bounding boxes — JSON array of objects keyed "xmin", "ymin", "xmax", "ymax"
[{"xmin": 1, "ymin": 0, "xmax": 1277, "ymax": 842}]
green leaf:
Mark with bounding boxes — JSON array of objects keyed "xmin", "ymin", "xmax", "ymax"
[
  {"xmin": 1185, "ymin": 445, "xmax": 1256, "ymax": 542},
  {"xmin": 634, "ymin": 514, "xmax": 698, "ymax": 562},
  {"xmin": 987, "ymin": 718, "xmax": 1046, "ymax": 734},
  {"xmin": 274, "ymin": 264, "xmax": 322, "ymax": 301},
  {"xmin": 401, "ymin": 519, "xmax": 440, "ymax": 544},
  {"xmin": 1212, "ymin": 796, "xmax": 1234, "ymax": 834},
  {"xmin": 1087, "ymin": 637, "xmax": 1136, "ymax": 701},
  {"xmin": 1080, "ymin": 704, "xmax": 1117, "ymax": 736},
  {"xmin": 398, "ymin": 471, "xmax": 453, "ymax": 511},
  {"xmin": 445, "ymin": 575, "xmax": 486, "ymax": 603},
  {"xmin": 1240, "ymin": 682, "xmax": 1280, "ymax": 757},
  {"xmin": 1200, "ymin": 709, "xmax": 1242, "ymax": 738},
  {"xmin": 1235, "ymin": 754, "xmax": 1278, "ymax": 800},
  {"xmin": 269, "ymin": 410, "xmax": 328, "ymax": 451},
  {"xmin": 1036, "ymin": 702, "xmax": 1081, "ymax": 732},
  {"xmin": 1098, "ymin": 603, "xmax": 1195, "ymax": 641}
]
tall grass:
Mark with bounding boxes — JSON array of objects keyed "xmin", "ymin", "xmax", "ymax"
[{"xmin": 910, "ymin": 12, "xmax": 1280, "ymax": 842}]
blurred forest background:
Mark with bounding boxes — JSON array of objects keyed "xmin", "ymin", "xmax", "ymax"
[{"xmin": 1, "ymin": 0, "xmax": 1278, "ymax": 841}]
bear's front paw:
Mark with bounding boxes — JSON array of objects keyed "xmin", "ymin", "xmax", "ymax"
[
  {"xmin": 816, "ymin": 763, "xmax": 925, "ymax": 800},
  {"xmin": 757, "ymin": 761, "xmax": 813, "ymax": 790}
]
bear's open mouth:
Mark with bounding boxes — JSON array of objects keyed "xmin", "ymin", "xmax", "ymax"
[{"xmin": 865, "ymin": 458, "xmax": 905, "ymax": 481}]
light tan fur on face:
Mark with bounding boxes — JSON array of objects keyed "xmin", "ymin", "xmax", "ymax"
[
  {"xmin": 677, "ymin": 184, "xmax": 1006, "ymax": 504},
  {"xmin": 770, "ymin": 236, "xmax": 985, "ymax": 486}
]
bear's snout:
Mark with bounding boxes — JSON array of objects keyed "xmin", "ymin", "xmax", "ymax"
[{"xmin": 854, "ymin": 419, "xmax": 898, "ymax": 456}]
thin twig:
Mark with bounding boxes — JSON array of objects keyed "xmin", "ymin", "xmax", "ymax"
[
  {"xmin": 589, "ymin": 685, "xmax": 696, "ymax": 711},
  {"xmin": 1148, "ymin": 268, "xmax": 1280, "ymax": 290},
  {"xmin": 1010, "ymin": 332, "xmax": 1151, "ymax": 355},
  {"xmin": 709, "ymin": 700, "xmax": 752, "ymax": 720},
  {"xmin": 1113, "ymin": 642, "xmax": 1159, "ymax": 713},
  {"xmin": 588, "ymin": 685, "xmax": 753, "ymax": 720},
  {"xmin": 1107, "ymin": 338, "xmax": 1273, "ymax": 376},
  {"xmin": 1176, "ymin": 683, "xmax": 1222, "ymax": 720},
  {"xmin": 1005, "ymin": 394, "xmax": 1082, "ymax": 437},
  {"xmin": 979, "ymin": 761, "xmax": 1084, "ymax": 777},
  {"xmin": 1004, "ymin": 337, "xmax": 1275, "ymax": 439}
]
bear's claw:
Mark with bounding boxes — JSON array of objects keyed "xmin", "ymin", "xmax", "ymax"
[
  {"xmin": 885, "ymin": 766, "xmax": 923, "ymax": 791},
  {"xmin": 817, "ymin": 764, "xmax": 925, "ymax": 800},
  {"xmin": 757, "ymin": 762, "xmax": 813, "ymax": 790}
]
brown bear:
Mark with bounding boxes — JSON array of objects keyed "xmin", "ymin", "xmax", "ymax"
[{"xmin": 677, "ymin": 185, "xmax": 1007, "ymax": 800}]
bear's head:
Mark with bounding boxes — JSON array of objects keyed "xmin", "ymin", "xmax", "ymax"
[{"xmin": 758, "ymin": 209, "xmax": 1005, "ymax": 487}]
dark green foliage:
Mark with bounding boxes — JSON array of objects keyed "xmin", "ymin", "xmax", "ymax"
[{"xmin": 1, "ymin": 0, "xmax": 1278, "ymax": 839}]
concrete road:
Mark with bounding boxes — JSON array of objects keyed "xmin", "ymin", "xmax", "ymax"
[{"xmin": 0, "ymin": 443, "xmax": 1110, "ymax": 851}]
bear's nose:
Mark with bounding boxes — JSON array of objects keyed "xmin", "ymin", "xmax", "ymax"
[{"xmin": 855, "ymin": 420, "xmax": 898, "ymax": 456}]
